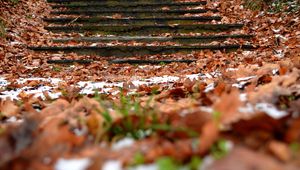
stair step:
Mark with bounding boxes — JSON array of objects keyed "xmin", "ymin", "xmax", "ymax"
[
  {"xmin": 50, "ymin": 9, "xmax": 218, "ymax": 16},
  {"xmin": 45, "ymin": 24, "xmax": 244, "ymax": 35},
  {"xmin": 52, "ymin": 34, "xmax": 253, "ymax": 43},
  {"xmin": 48, "ymin": 0, "xmax": 190, "ymax": 3},
  {"xmin": 46, "ymin": 59, "xmax": 196, "ymax": 65},
  {"xmin": 29, "ymin": 44, "xmax": 256, "ymax": 57},
  {"xmin": 109, "ymin": 59, "xmax": 196, "ymax": 64},
  {"xmin": 51, "ymin": 1, "xmax": 207, "ymax": 10},
  {"xmin": 44, "ymin": 16, "xmax": 222, "ymax": 25}
]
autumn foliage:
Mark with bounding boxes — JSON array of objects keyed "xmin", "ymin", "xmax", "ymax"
[{"xmin": 0, "ymin": 0, "xmax": 299, "ymax": 170}]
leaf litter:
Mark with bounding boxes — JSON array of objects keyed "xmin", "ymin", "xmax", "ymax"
[{"xmin": 0, "ymin": 0, "xmax": 300, "ymax": 170}]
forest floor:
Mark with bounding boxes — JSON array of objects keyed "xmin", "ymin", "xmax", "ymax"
[{"xmin": 0, "ymin": 0, "xmax": 299, "ymax": 170}]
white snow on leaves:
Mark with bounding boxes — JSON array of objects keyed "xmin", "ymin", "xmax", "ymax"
[{"xmin": 54, "ymin": 158, "xmax": 91, "ymax": 170}]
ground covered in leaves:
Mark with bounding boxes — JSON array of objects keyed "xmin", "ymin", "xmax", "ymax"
[{"xmin": 0, "ymin": 0, "xmax": 299, "ymax": 170}]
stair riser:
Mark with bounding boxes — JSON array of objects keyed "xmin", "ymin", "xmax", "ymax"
[
  {"xmin": 52, "ymin": 35, "xmax": 253, "ymax": 43},
  {"xmin": 46, "ymin": 59, "xmax": 196, "ymax": 65},
  {"xmin": 51, "ymin": 2, "xmax": 207, "ymax": 10},
  {"xmin": 50, "ymin": 9, "xmax": 218, "ymax": 16},
  {"xmin": 44, "ymin": 17, "xmax": 222, "ymax": 25},
  {"xmin": 45, "ymin": 24, "xmax": 244, "ymax": 35},
  {"xmin": 30, "ymin": 45, "xmax": 256, "ymax": 57},
  {"xmin": 48, "ymin": 0, "xmax": 189, "ymax": 4}
]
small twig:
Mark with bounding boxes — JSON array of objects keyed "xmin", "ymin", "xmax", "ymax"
[{"xmin": 68, "ymin": 16, "xmax": 80, "ymax": 25}]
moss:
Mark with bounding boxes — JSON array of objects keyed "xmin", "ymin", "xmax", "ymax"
[
  {"xmin": 244, "ymin": 0, "xmax": 300, "ymax": 13},
  {"xmin": 244, "ymin": 0, "xmax": 265, "ymax": 11},
  {"xmin": 0, "ymin": 19, "xmax": 5, "ymax": 38},
  {"xmin": 10, "ymin": 0, "xmax": 19, "ymax": 4}
]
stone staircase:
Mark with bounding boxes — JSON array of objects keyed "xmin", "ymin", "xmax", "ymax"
[{"xmin": 29, "ymin": 0, "xmax": 255, "ymax": 64}]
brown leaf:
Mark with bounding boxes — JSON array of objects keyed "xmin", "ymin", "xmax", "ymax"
[
  {"xmin": 213, "ymin": 89, "xmax": 242, "ymax": 125},
  {"xmin": 207, "ymin": 147, "xmax": 297, "ymax": 170},
  {"xmin": 40, "ymin": 99, "xmax": 69, "ymax": 117},
  {"xmin": 285, "ymin": 117, "xmax": 300, "ymax": 143},
  {"xmin": 199, "ymin": 121, "xmax": 219, "ymax": 155},
  {"xmin": 268, "ymin": 140, "xmax": 291, "ymax": 162},
  {"xmin": 0, "ymin": 100, "xmax": 19, "ymax": 117}
]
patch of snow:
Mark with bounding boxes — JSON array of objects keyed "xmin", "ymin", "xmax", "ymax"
[
  {"xmin": 138, "ymin": 65, "xmax": 161, "ymax": 69},
  {"xmin": 275, "ymin": 34, "xmax": 288, "ymax": 41},
  {"xmin": 132, "ymin": 76, "xmax": 179, "ymax": 87},
  {"xmin": 204, "ymin": 83, "xmax": 215, "ymax": 93},
  {"xmin": 236, "ymin": 76, "xmax": 257, "ymax": 82},
  {"xmin": 73, "ymin": 128, "xmax": 87, "ymax": 136},
  {"xmin": 54, "ymin": 158, "xmax": 91, "ymax": 170},
  {"xmin": 17, "ymin": 77, "xmax": 62, "ymax": 85},
  {"xmin": 242, "ymin": 51, "xmax": 254, "ymax": 56},
  {"xmin": 0, "ymin": 77, "xmax": 9, "ymax": 87},
  {"xmin": 238, "ymin": 103, "xmax": 255, "ymax": 114},
  {"xmin": 226, "ymin": 68, "xmax": 239, "ymax": 72},
  {"xmin": 232, "ymin": 81, "xmax": 249, "ymax": 89},
  {"xmin": 200, "ymin": 156, "xmax": 215, "ymax": 170},
  {"xmin": 274, "ymin": 49, "xmax": 285, "ymax": 59},
  {"xmin": 239, "ymin": 102, "xmax": 288, "ymax": 119},
  {"xmin": 186, "ymin": 73, "xmax": 206, "ymax": 80},
  {"xmin": 272, "ymin": 69, "xmax": 279, "ymax": 75},
  {"xmin": 0, "ymin": 85, "xmax": 61, "ymax": 100},
  {"xmin": 102, "ymin": 160, "xmax": 122, "ymax": 170},
  {"xmin": 200, "ymin": 106, "xmax": 213, "ymax": 113},
  {"xmin": 128, "ymin": 164, "xmax": 158, "ymax": 170},
  {"xmin": 112, "ymin": 138, "xmax": 135, "ymax": 151},
  {"xmin": 211, "ymin": 71, "xmax": 222, "ymax": 77},
  {"xmin": 6, "ymin": 116, "xmax": 18, "ymax": 123},
  {"xmin": 25, "ymin": 66, "xmax": 39, "ymax": 69},
  {"xmin": 239, "ymin": 93, "xmax": 247, "ymax": 102},
  {"xmin": 233, "ymin": 76, "xmax": 257, "ymax": 89},
  {"xmin": 78, "ymin": 81, "xmax": 123, "ymax": 95},
  {"xmin": 90, "ymin": 43, "xmax": 97, "ymax": 47},
  {"xmin": 205, "ymin": 73, "xmax": 213, "ymax": 79},
  {"xmin": 10, "ymin": 41, "xmax": 23, "ymax": 46},
  {"xmin": 179, "ymin": 109, "xmax": 191, "ymax": 117},
  {"xmin": 0, "ymin": 72, "xmax": 221, "ymax": 100},
  {"xmin": 272, "ymin": 29, "xmax": 281, "ymax": 33},
  {"xmin": 255, "ymin": 103, "xmax": 288, "ymax": 119},
  {"xmin": 146, "ymin": 76, "xmax": 180, "ymax": 84}
]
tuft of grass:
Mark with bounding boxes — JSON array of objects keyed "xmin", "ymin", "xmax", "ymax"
[
  {"xmin": 290, "ymin": 142, "xmax": 300, "ymax": 154},
  {"xmin": 93, "ymin": 92, "xmax": 198, "ymax": 141},
  {"xmin": 159, "ymin": 61, "xmax": 166, "ymax": 66},
  {"xmin": 52, "ymin": 66, "xmax": 62, "ymax": 72},
  {"xmin": 129, "ymin": 155, "xmax": 202, "ymax": 170},
  {"xmin": 210, "ymin": 139, "xmax": 231, "ymax": 159},
  {"xmin": 131, "ymin": 152, "xmax": 145, "ymax": 166},
  {"xmin": 156, "ymin": 157, "xmax": 178, "ymax": 170},
  {"xmin": 188, "ymin": 156, "xmax": 202, "ymax": 170}
]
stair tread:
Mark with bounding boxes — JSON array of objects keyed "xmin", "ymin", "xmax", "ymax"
[{"xmin": 51, "ymin": 1, "xmax": 207, "ymax": 8}]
